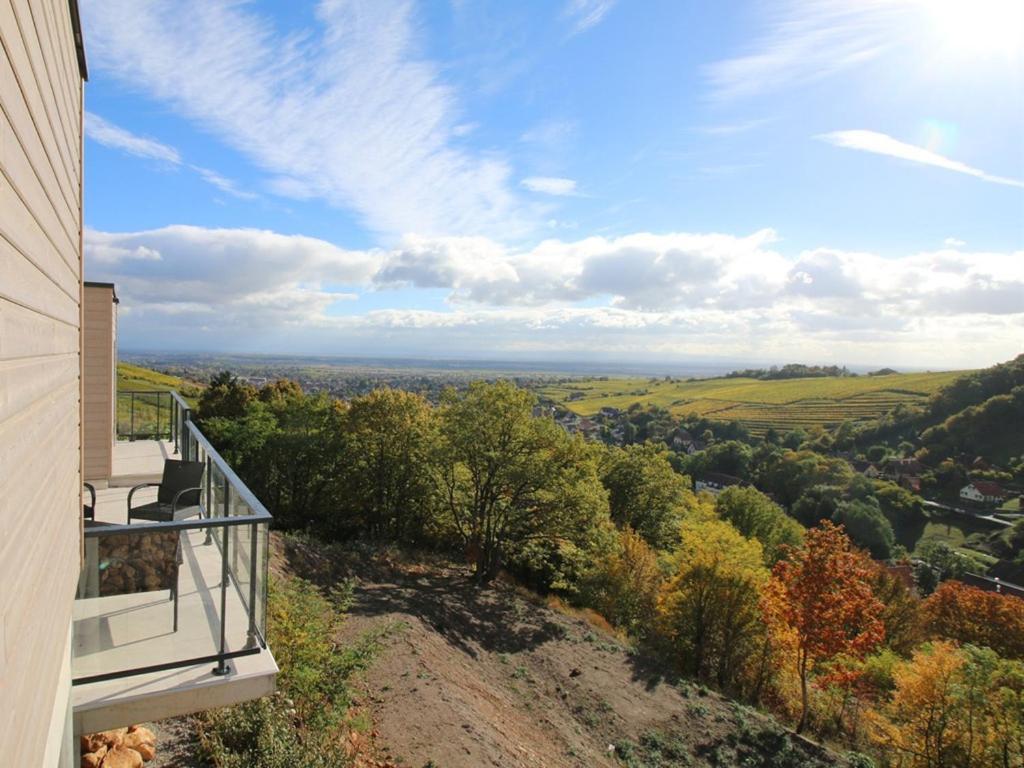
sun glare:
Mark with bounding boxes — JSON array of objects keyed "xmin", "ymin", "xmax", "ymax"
[{"xmin": 922, "ymin": 0, "xmax": 1024, "ymax": 59}]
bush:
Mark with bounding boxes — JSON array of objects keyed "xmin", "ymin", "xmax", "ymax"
[{"xmin": 197, "ymin": 567, "xmax": 400, "ymax": 767}]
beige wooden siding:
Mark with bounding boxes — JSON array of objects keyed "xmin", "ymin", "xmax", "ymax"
[
  {"xmin": 83, "ymin": 285, "xmax": 115, "ymax": 481},
  {"xmin": 0, "ymin": 0, "xmax": 84, "ymax": 762}
]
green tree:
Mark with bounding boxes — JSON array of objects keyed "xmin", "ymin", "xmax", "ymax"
[
  {"xmin": 337, "ymin": 388, "xmax": 440, "ymax": 543},
  {"xmin": 832, "ymin": 498, "xmax": 895, "ymax": 560},
  {"xmin": 715, "ymin": 486, "xmax": 804, "ymax": 564},
  {"xmin": 204, "ymin": 387, "xmax": 346, "ymax": 532},
  {"xmin": 198, "ymin": 370, "xmax": 257, "ymax": 421},
  {"xmin": 437, "ymin": 381, "xmax": 608, "ymax": 582},
  {"xmin": 600, "ymin": 442, "xmax": 696, "ymax": 550}
]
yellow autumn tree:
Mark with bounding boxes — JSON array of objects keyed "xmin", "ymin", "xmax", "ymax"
[
  {"xmin": 868, "ymin": 641, "xmax": 1024, "ymax": 768},
  {"xmin": 582, "ymin": 527, "xmax": 663, "ymax": 637},
  {"xmin": 656, "ymin": 514, "xmax": 769, "ymax": 694}
]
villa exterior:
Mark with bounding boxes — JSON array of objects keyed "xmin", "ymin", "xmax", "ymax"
[{"xmin": 1, "ymin": 4, "xmax": 276, "ymax": 764}]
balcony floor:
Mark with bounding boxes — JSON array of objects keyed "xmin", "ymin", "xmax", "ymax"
[{"xmin": 73, "ymin": 440, "xmax": 277, "ymax": 734}]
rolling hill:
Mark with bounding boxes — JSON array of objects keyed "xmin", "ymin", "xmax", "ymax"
[{"xmin": 537, "ymin": 371, "xmax": 967, "ymax": 436}]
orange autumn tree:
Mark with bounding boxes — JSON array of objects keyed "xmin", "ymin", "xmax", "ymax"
[
  {"xmin": 922, "ymin": 581, "xmax": 1024, "ymax": 659},
  {"xmin": 762, "ymin": 521, "xmax": 884, "ymax": 733}
]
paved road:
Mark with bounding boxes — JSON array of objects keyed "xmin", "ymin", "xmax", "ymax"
[{"xmin": 923, "ymin": 499, "xmax": 1012, "ymax": 527}]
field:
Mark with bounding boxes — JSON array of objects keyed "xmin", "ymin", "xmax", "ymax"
[{"xmin": 537, "ymin": 370, "xmax": 968, "ymax": 436}]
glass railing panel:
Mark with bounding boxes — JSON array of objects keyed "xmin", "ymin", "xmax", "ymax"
[
  {"xmin": 116, "ymin": 391, "xmax": 173, "ymax": 441},
  {"xmin": 72, "ymin": 518, "xmax": 266, "ymax": 684}
]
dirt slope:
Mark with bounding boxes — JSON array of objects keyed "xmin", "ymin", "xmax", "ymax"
[{"xmin": 279, "ymin": 537, "xmax": 845, "ymax": 768}]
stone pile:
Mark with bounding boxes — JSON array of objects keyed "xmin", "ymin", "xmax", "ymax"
[{"xmin": 80, "ymin": 725, "xmax": 156, "ymax": 768}]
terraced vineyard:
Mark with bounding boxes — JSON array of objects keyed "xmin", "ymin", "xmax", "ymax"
[{"xmin": 537, "ymin": 370, "xmax": 968, "ymax": 436}]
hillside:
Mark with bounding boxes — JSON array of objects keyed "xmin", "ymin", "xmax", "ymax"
[
  {"xmin": 117, "ymin": 361, "xmax": 203, "ymax": 397},
  {"xmin": 277, "ymin": 536, "xmax": 845, "ymax": 768},
  {"xmin": 538, "ymin": 370, "xmax": 966, "ymax": 436}
]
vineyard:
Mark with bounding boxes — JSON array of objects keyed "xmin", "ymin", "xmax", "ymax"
[{"xmin": 537, "ymin": 370, "xmax": 968, "ymax": 436}]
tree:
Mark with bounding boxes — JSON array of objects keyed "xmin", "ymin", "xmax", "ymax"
[
  {"xmin": 715, "ymin": 486, "xmax": 804, "ymax": 564},
  {"xmin": 583, "ymin": 527, "xmax": 663, "ymax": 637},
  {"xmin": 198, "ymin": 370, "xmax": 257, "ymax": 421},
  {"xmin": 761, "ymin": 521, "xmax": 885, "ymax": 733},
  {"xmin": 868, "ymin": 642, "xmax": 1024, "ymax": 768},
  {"xmin": 922, "ymin": 581, "xmax": 1024, "ymax": 659},
  {"xmin": 657, "ymin": 514, "xmax": 769, "ymax": 693},
  {"xmin": 337, "ymin": 388, "xmax": 440, "ymax": 543},
  {"xmin": 790, "ymin": 484, "xmax": 842, "ymax": 527},
  {"xmin": 437, "ymin": 381, "xmax": 608, "ymax": 582},
  {"xmin": 600, "ymin": 442, "xmax": 696, "ymax": 550},
  {"xmin": 204, "ymin": 387, "xmax": 347, "ymax": 531},
  {"xmin": 832, "ymin": 498, "xmax": 895, "ymax": 560}
]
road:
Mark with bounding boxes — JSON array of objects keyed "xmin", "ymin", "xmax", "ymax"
[{"xmin": 922, "ymin": 499, "xmax": 1012, "ymax": 527}]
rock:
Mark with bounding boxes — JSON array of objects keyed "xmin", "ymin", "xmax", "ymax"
[
  {"xmin": 123, "ymin": 728, "xmax": 156, "ymax": 762},
  {"xmin": 569, "ymin": 667, "xmax": 582, "ymax": 677},
  {"xmin": 100, "ymin": 746, "xmax": 143, "ymax": 768},
  {"xmin": 80, "ymin": 745, "xmax": 106, "ymax": 768}
]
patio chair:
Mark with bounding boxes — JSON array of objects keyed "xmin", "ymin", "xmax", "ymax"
[
  {"xmin": 127, "ymin": 459, "xmax": 205, "ymax": 524},
  {"xmin": 83, "ymin": 482, "xmax": 96, "ymax": 520}
]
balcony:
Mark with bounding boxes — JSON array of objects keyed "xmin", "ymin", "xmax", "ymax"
[{"xmin": 73, "ymin": 392, "xmax": 277, "ymax": 734}]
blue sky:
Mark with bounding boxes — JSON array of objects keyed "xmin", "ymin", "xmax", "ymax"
[{"xmin": 81, "ymin": 0, "xmax": 1024, "ymax": 368}]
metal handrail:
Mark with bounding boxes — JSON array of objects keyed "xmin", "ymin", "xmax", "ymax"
[{"xmin": 182, "ymin": 419, "xmax": 272, "ymax": 521}]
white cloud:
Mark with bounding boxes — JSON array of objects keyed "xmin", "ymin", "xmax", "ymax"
[
  {"xmin": 563, "ymin": 0, "xmax": 618, "ymax": 34},
  {"xmin": 81, "ymin": 0, "xmax": 528, "ymax": 238},
  {"xmin": 190, "ymin": 166, "xmax": 258, "ymax": 200},
  {"xmin": 86, "ymin": 225, "xmax": 376, "ymax": 327},
  {"xmin": 818, "ymin": 130, "xmax": 1024, "ymax": 188},
  {"xmin": 521, "ymin": 176, "xmax": 579, "ymax": 196},
  {"xmin": 698, "ymin": 119, "xmax": 773, "ymax": 136},
  {"xmin": 85, "ymin": 112, "xmax": 181, "ymax": 164},
  {"xmin": 944, "ymin": 237, "xmax": 966, "ymax": 248},
  {"xmin": 85, "ymin": 111, "xmax": 254, "ymax": 198},
  {"xmin": 86, "ymin": 224, "xmax": 1024, "ymax": 367},
  {"xmin": 704, "ymin": 0, "xmax": 912, "ymax": 102}
]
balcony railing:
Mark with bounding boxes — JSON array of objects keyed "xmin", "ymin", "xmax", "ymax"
[
  {"xmin": 74, "ymin": 394, "xmax": 271, "ymax": 686},
  {"xmin": 117, "ymin": 389, "xmax": 192, "ymax": 446}
]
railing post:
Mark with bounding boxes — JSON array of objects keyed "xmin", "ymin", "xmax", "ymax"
[
  {"xmin": 247, "ymin": 522, "xmax": 259, "ymax": 648},
  {"xmin": 130, "ymin": 392, "xmax": 135, "ymax": 441},
  {"xmin": 156, "ymin": 392, "xmax": 162, "ymax": 442},
  {"xmin": 172, "ymin": 398, "xmax": 179, "ymax": 454},
  {"xmin": 212, "ymin": 516, "xmax": 231, "ymax": 676},
  {"xmin": 204, "ymin": 452, "xmax": 213, "ymax": 545}
]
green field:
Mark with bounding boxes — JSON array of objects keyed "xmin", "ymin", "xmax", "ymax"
[{"xmin": 537, "ymin": 370, "xmax": 967, "ymax": 436}]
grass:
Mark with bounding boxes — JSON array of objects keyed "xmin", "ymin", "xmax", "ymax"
[{"xmin": 538, "ymin": 371, "xmax": 967, "ymax": 436}]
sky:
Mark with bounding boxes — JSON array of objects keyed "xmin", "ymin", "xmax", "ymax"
[{"xmin": 80, "ymin": 0, "xmax": 1024, "ymax": 369}]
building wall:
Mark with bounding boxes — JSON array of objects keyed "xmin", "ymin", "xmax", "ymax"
[
  {"xmin": 0, "ymin": 0, "xmax": 84, "ymax": 762},
  {"xmin": 83, "ymin": 284, "xmax": 115, "ymax": 482}
]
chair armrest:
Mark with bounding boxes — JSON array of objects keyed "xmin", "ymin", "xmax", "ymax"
[
  {"xmin": 172, "ymin": 486, "xmax": 204, "ymax": 514},
  {"xmin": 84, "ymin": 482, "xmax": 96, "ymax": 508},
  {"xmin": 127, "ymin": 483, "xmax": 161, "ymax": 511}
]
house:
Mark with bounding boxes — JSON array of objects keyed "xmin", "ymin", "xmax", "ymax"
[
  {"xmin": 960, "ymin": 481, "xmax": 1007, "ymax": 504},
  {"xmin": 851, "ymin": 460, "xmax": 881, "ymax": 478},
  {"xmin": 885, "ymin": 457, "xmax": 923, "ymax": 479},
  {"xmin": 694, "ymin": 472, "xmax": 745, "ymax": 495},
  {"xmin": 599, "ymin": 406, "xmax": 621, "ymax": 418},
  {"xmin": 1, "ymin": 6, "xmax": 275, "ymax": 764},
  {"xmin": 899, "ymin": 475, "xmax": 922, "ymax": 493}
]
